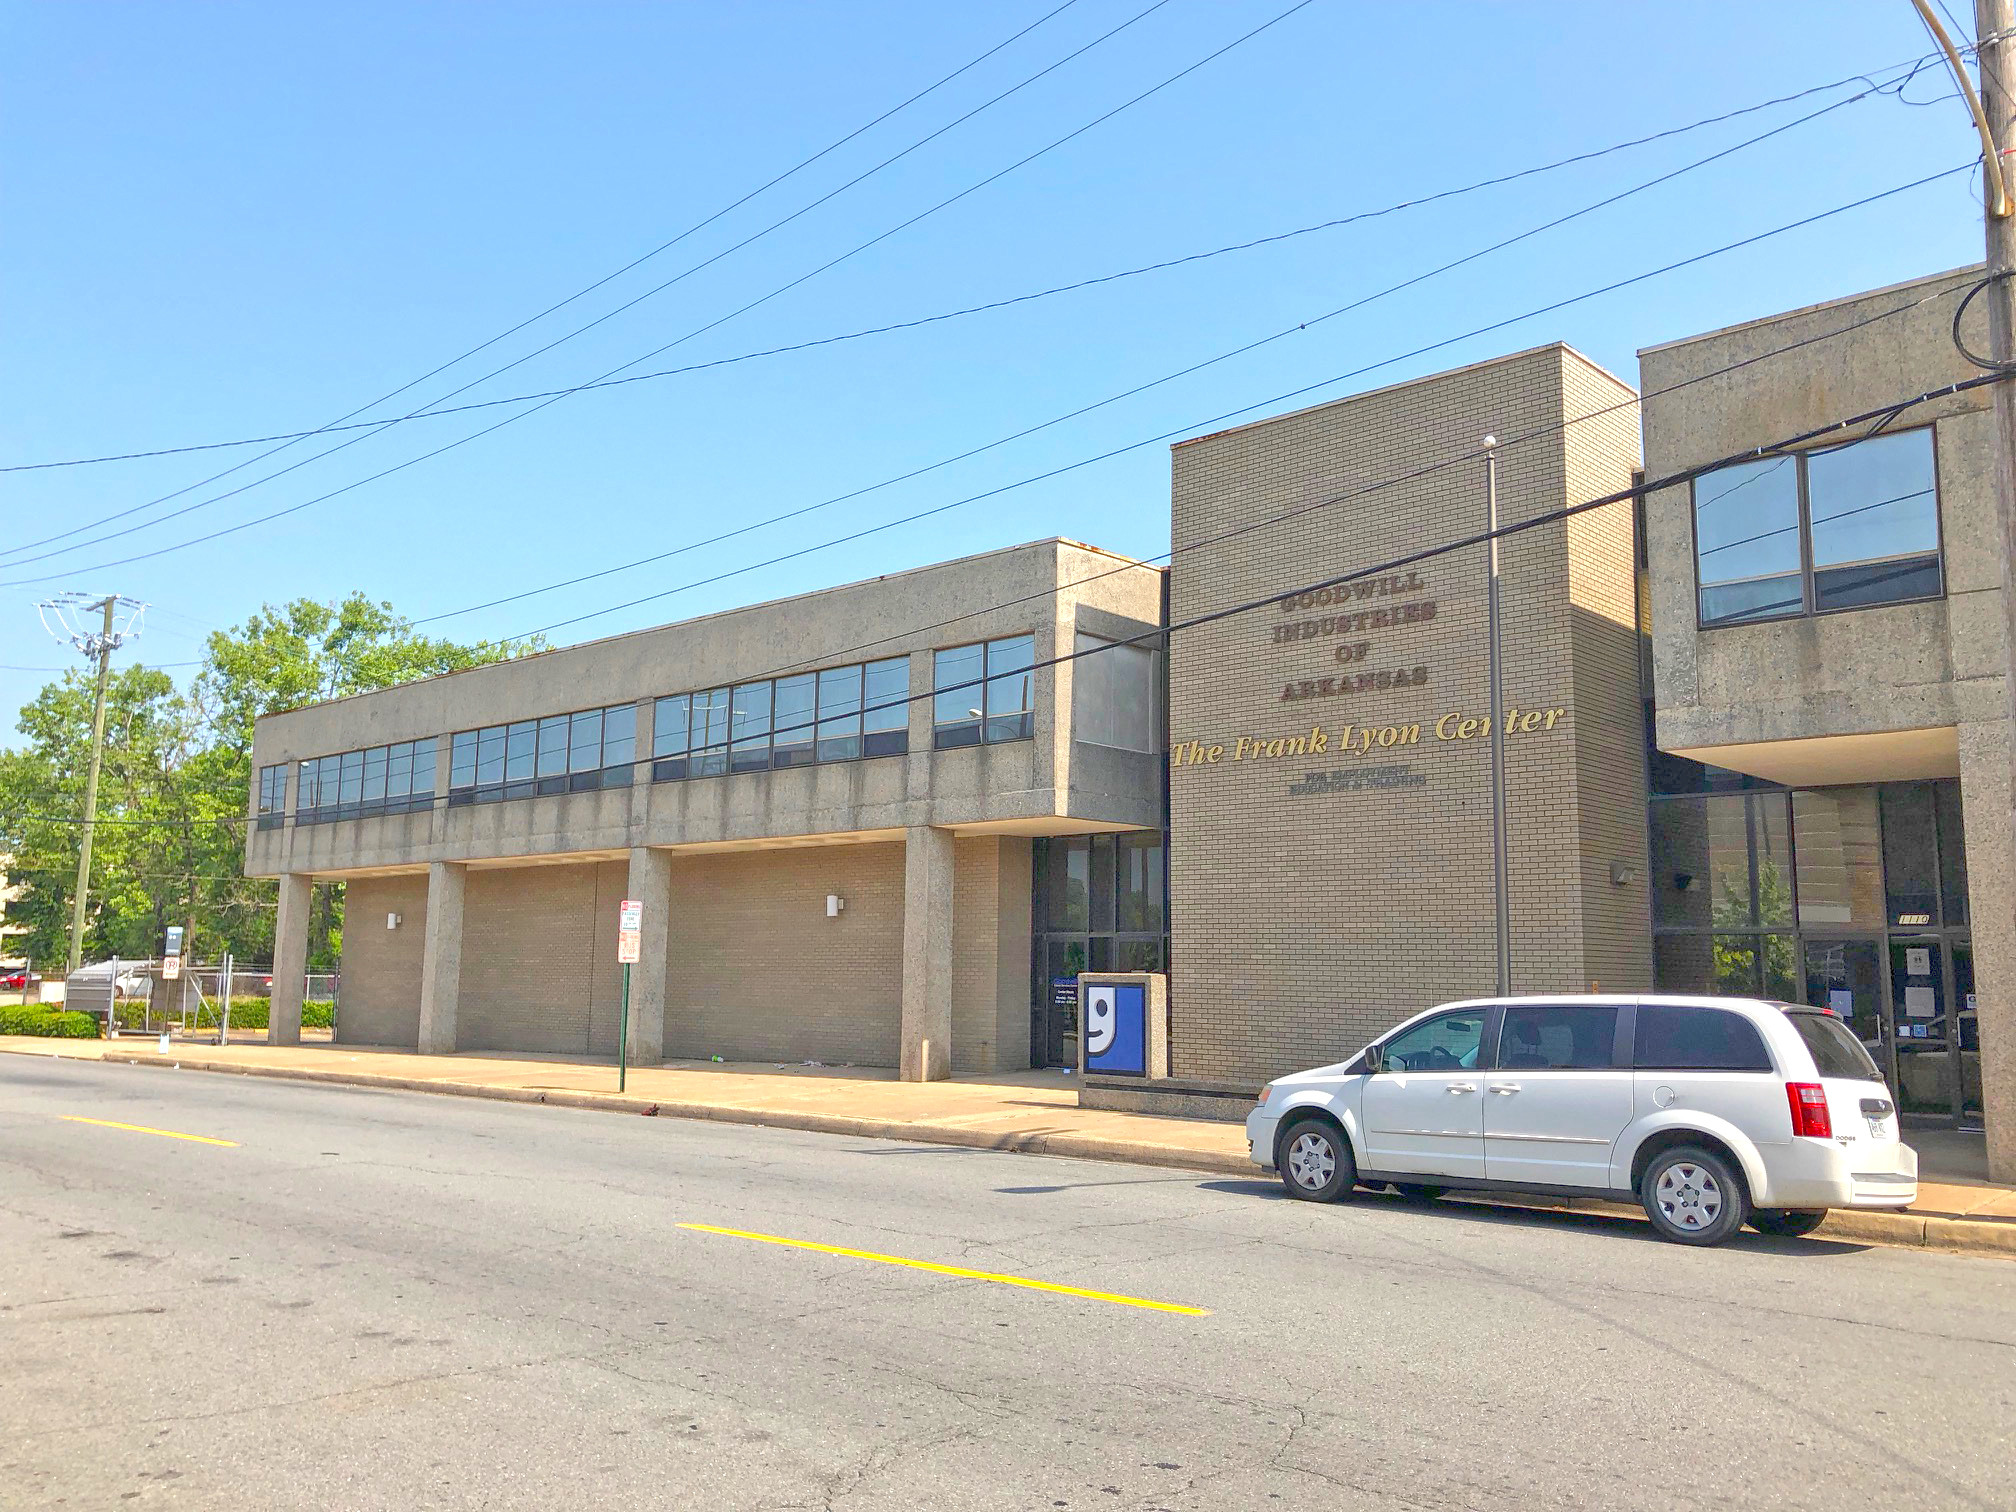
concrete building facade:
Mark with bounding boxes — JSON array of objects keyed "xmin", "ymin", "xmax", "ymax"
[
  {"xmin": 245, "ymin": 540, "xmax": 1165, "ymax": 1077},
  {"xmin": 1640, "ymin": 265, "xmax": 2013, "ymax": 1179}
]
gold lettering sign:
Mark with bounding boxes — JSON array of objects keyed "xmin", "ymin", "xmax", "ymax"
[{"xmin": 1170, "ymin": 707, "xmax": 1568, "ymax": 768}]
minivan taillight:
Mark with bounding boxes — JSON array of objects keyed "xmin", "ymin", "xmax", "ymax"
[{"xmin": 1786, "ymin": 1082, "xmax": 1833, "ymax": 1139}]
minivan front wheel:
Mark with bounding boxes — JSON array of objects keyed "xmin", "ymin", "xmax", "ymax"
[
  {"xmin": 1277, "ymin": 1116, "xmax": 1355, "ymax": 1203},
  {"xmin": 1642, "ymin": 1146, "xmax": 1748, "ymax": 1246}
]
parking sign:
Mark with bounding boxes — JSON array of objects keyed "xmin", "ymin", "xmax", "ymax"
[{"xmin": 616, "ymin": 899, "xmax": 642, "ymax": 964}]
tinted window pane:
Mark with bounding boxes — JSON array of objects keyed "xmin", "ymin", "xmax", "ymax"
[
  {"xmin": 816, "ymin": 664, "xmax": 862, "ymax": 762},
  {"xmin": 1649, "ymin": 794, "xmax": 1749, "ymax": 928},
  {"xmin": 1880, "ymin": 782, "xmax": 1940, "ymax": 926},
  {"xmin": 692, "ymin": 688, "xmax": 730, "ymax": 776},
  {"xmin": 1499, "ymin": 1006, "xmax": 1618, "ymax": 1070},
  {"xmin": 476, "ymin": 727, "xmax": 506, "ymax": 787},
  {"xmin": 361, "ymin": 746, "xmax": 388, "ymax": 804},
  {"xmin": 412, "ymin": 739, "xmax": 436, "ymax": 798},
  {"xmin": 386, "ymin": 744, "xmax": 412, "ymax": 798},
  {"xmin": 984, "ymin": 634, "xmax": 1035, "ymax": 742},
  {"xmin": 506, "ymin": 721, "xmax": 537, "ymax": 783},
  {"xmin": 1792, "ymin": 788, "xmax": 1883, "ymax": 928},
  {"xmin": 730, "ymin": 682, "xmax": 772, "ymax": 772},
  {"xmin": 338, "ymin": 750, "xmax": 363, "ymax": 806},
  {"xmin": 562, "ymin": 708, "xmax": 599, "ymax": 774},
  {"xmin": 862, "ymin": 657, "xmax": 908, "ymax": 756},
  {"xmin": 1383, "ymin": 1012, "xmax": 1484, "ymax": 1073},
  {"xmin": 537, "ymin": 715, "xmax": 570, "ymax": 778},
  {"xmin": 772, "ymin": 674, "xmax": 816, "ymax": 766},
  {"xmin": 451, "ymin": 731, "xmax": 477, "ymax": 789},
  {"xmin": 602, "ymin": 703, "xmax": 636, "ymax": 768},
  {"xmin": 1048, "ymin": 837, "xmax": 1090, "ymax": 931},
  {"xmin": 653, "ymin": 695, "xmax": 690, "ymax": 758},
  {"xmin": 933, "ymin": 643, "xmax": 986, "ymax": 746},
  {"xmin": 1694, "ymin": 457, "xmax": 1802, "ymax": 624},
  {"xmin": 1806, "ymin": 428, "xmax": 1940, "ymax": 610},
  {"xmin": 1116, "ymin": 833, "xmax": 1164, "ymax": 932},
  {"xmin": 1633, "ymin": 1005, "xmax": 1774, "ymax": 1072},
  {"xmin": 1788, "ymin": 1012, "xmax": 1884, "ymax": 1082},
  {"xmin": 1935, "ymin": 778, "xmax": 1969, "ymax": 927}
]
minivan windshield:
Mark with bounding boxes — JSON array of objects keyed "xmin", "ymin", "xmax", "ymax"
[{"xmin": 1787, "ymin": 1011, "xmax": 1884, "ymax": 1083}]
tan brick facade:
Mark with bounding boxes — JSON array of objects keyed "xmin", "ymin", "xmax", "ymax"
[{"xmin": 1165, "ymin": 344, "xmax": 1650, "ymax": 1084}]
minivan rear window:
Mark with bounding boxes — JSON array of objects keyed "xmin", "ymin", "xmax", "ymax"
[
  {"xmin": 1633, "ymin": 1005, "xmax": 1773, "ymax": 1072},
  {"xmin": 1788, "ymin": 1011, "xmax": 1884, "ymax": 1082}
]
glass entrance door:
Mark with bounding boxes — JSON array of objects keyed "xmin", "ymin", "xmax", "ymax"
[
  {"xmin": 1034, "ymin": 936, "xmax": 1088, "ymax": 1069},
  {"xmin": 1887, "ymin": 937, "xmax": 1960, "ymax": 1118},
  {"xmin": 1954, "ymin": 939, "xmax": 1983, "ymax": 1127}
]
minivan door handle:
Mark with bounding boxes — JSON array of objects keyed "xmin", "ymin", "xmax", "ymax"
[
  {"xmin": 1446, "ymin": 1082, "xmax": 1477, "ymax": 1093},
  {"xmin": 1490, "ymin": 1083, "xmax": 1521, "ymax": 1094}
]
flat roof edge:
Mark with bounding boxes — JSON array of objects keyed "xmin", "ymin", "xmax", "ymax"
[{"xmin": 1637, "ymin": 264, "xmax": 1984, "ymax": 358}]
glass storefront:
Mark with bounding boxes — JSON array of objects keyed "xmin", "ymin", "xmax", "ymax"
[
  {"xmin": 1031, "ymin": 833, "xmax": 1169, "ymax": 1067},
  {"xmin": 1651, "ymin": 768, "xmax": 1981, "ymax": 1126}
]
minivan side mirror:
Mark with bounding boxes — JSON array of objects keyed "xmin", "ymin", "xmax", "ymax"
[{"xmin": 1362, "ymin": 1044, "xmax": 1384, "ymax": 1074}]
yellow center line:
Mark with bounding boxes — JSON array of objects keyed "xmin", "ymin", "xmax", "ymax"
[
  {"xmin": 61, "ymin": 1116, "xmax": 239, "ymax": 1147},
  {"xmin": 678, "ymin": 1222, "xmax": 1209, "ymax": 1316}
]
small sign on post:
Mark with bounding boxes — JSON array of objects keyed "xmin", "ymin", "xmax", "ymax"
[
  {"xmin": 162, "ymin": 955, "xmax": 181, "ymax": 981},
  {"xmin": 616, "ymin": 899, "xmax": 641, "ymax": 1091}
]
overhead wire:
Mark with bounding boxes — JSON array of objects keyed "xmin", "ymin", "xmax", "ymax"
[
  {"xmin": 0, "ymin": 0, "xmax": 1232, "ymax": 570},
  {"xmin": 487, "ymin": 160, "xmax": 1977, "ymax": 645},
  {"xmin": 3, "ymin": 51, "xmax": 1946, "ymax": 476},
  {"xmin": 0, "ymin": 0, "xmax": 1092, "ymax": 554}
]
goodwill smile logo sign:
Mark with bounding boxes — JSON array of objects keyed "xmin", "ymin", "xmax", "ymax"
[{"xmin": 1084, "ymin": 982, "xmax": 1147, "ymax": 1077}]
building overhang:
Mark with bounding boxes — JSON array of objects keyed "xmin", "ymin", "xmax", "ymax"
[{"xmin": 1664, "ymin": 726, "xmax": 1959, "ymax": 786}]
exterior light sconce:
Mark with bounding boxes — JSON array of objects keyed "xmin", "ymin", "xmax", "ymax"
[
  {"xmin": 826, "ymin": 895, "xmax": 845, "ymax": 918},
  {"xmin": 387, "ymin": 912, "xmax": 403, "ymax": 930},
  {"xmin": 1609, "ymin": 861, "xmax": 1637, "ymax": 888}
]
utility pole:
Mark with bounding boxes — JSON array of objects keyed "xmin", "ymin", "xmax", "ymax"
[
  {"xmin": 36, "ymin": 592, "xmax": 144, "ymax": 975},
  {"xmin": 1483, "ymin": 437, "xmax": 1511, "ymax": 996},
  {"xmin": 67, "ymin": 596, "xmax": 117, "ymax": 975}
]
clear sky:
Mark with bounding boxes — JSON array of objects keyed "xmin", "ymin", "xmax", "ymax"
[{"xmin": 0, "ymin": 0, "xmax": 1989, "ymax": 732}]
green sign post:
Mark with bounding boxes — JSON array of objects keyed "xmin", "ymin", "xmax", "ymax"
[{"xmin": 616, "ymin": 898, "xmax": 642, "ymax": 1093}]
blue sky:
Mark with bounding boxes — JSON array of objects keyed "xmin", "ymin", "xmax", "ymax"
[{"xmin": 0, "ymin": 0, "xmax": 1988, "ymax": 732}]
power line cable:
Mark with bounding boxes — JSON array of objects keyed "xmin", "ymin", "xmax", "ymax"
[
  {"xmin": 0, "ymin": 0, "xmax": 1195, "ymax": 568},
  {"xmin": 3, "ymin": 53, "xmax": 1941, "ymax": 476},
  {"xmin": 0, "ymin": 0, "xmax": 1089, "ymax": 555},
  {"xmin": 18, "ymin": 368, "xmax": 2003, "ymax": 834},
  {"xmin": 420, "ymin": 78, "xmax": 1900, "ymax": 629},
  {"xmin": 490, "ymin": 160, "xmax": 1974, "ymax": 644}
]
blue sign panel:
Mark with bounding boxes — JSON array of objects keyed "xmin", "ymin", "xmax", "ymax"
[{"xmin": 1084, "ymin": 982, "xmax": 1146, "ymax": 1076}]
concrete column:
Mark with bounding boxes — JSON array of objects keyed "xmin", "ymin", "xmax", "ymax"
[
  {"xmin": 416, "ymin": 861, "xmax": 467, "ymax": 1055},
  {"xmin": 270, "ymin": 873, "xmax": 311, "ymax": 1046},
  {"xmin": 625, "ymin": 845, "xmax": 672, "ymax": 1065},
  {"xmin": 901, "ymin": 824, "xmax": 954, "ymax": 1081},
  {"xmin": 1958, "ymin": 720, "xmax": 2016, "ymax": 1181}
]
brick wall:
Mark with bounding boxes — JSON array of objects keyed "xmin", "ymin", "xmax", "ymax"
[
  {"xmin": 337, "ymin": 874, "xmax": 429, "ymax": 1047},
  {"xmin": 1166, "ymin": 344, "xmax": 1648, "ymax": 1084},
  {"xmin": 457, "ymin": 860, "xmax": 628, "ymax": 1055},
  {"xmin": 951, "ymin": 835, "xmax": 1034, "ymax": 1073}
]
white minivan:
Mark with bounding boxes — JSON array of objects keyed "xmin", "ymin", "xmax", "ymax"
[{"xmin": 1245, "ymin": 994, "xmax": 1917, "ymax": 1245}]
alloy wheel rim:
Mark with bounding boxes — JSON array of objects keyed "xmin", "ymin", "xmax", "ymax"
[
  {"xmin": 1655, "ymin": 1162, "xmax": 1723, "ymax": 1230},
  {"xmin": 1288, "ymin": 1131, "xmax": 1336, "ymax": 1189}
]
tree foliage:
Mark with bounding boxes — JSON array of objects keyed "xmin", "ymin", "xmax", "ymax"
[{"xmin": 0, "ymin": 594, "xmax": 536, "ymax": 973}]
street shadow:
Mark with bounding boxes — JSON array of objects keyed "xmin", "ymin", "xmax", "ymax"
[{"xmin": 1199, "ymin": 1180, "xmax": 1877, "ymax": 1256}]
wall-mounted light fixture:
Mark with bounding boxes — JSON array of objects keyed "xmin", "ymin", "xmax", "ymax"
[
  {"xmin": 387, "ymin": 912, "xmax": 403, "ymax": 930},
  {"xmin": 825, "ymin": 895, "xmax": 845, "ymax": 918},
  {"xmin": 1609, "ymin": 861, "xmax": 1637, "ymax": 888}
]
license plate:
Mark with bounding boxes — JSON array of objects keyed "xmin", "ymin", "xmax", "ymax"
[{"xmin": 1867, "ymin": 1117, "xmax": 1889, "ymax": 1139}]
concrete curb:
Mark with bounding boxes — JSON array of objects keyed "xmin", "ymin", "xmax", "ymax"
[
  {"xmin": 43, "ymin": 1048, "xmax": 2016, "ymax": 1257},
  {"xmin": 87, "ymin": 1051, "xmax": 1257, "ymax": 1179}
]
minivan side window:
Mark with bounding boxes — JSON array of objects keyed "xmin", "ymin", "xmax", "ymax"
[
  {"xmin": 1633, "ymin": 1005, "xmax": 1774, "ymax": 1073},
  {"xmin": 1381, "ymin": 1012, "xmax": 1484, "ymax": 1073},
  {"xmin": 1498, "ymin": 1005, "xmax": 1619, "ymax": 1070}
]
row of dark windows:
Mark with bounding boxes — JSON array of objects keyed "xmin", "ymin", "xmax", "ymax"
[
  {"xmin": 652, "ymin": 657, "xmax": 909, "ymax": 781},
  {"xmin": 449, "ymin": 704, "xmax": 635, "ymax": 807},
  {"xmin": 1388, "ymin": 1003, "xmax": 1787, "ymax": 1075},
  {"xmin": 295, "ymin": 740, "xmax": 438, "ymax": 825}
]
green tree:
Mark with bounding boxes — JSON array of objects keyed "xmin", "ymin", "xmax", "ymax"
[{"xmin": 2, "ymin": 595, "xmax": 537, "ymax": 975}]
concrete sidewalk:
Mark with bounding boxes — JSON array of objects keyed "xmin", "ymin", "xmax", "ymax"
[{"xmin": 5, "ymin": 1035, "xmax": 2011, "ymax": 1257}]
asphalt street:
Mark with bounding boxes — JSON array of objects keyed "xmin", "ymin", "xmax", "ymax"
[{"xmin": 2, "ymin": 1057, "xmax": 2013, "ymax": 1511}]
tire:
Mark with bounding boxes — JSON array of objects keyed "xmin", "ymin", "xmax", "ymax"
[
  {"xmin": 1390, "ymin": 1183, "xmax": 1446, "ymax": 1202},
  {"xmin": 1641, "ymin": 1145, "xmax": 1749, "ymax": 1246},
  {"xmin": 1749, "ymin": 1209, "xmax": 1828, "ymax": 1239},
  {"xmin": 1276, "ymin": 1116, "xmax": 1355, "ymax": 1203}
]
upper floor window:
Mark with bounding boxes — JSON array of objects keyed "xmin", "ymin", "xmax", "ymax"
[
  {"xmin": 1693, "ymin": 427, "xmax": 1940, "ymax": 627},
  {"xmin": 933, "ymin": 634, "xmax": 1034, "ymax": 749},
  {"xmin": 297, "ymin": 738, "xmax": 436, "ymax": 824},
  {"xmin": 255, "ymin": 764, "xmax": 287, "ymax": 831},
  {"xmin": 652, "ymin": 656, "xmax": 907, "ymax": 782},
  {"xmin": 448, "ymin": 703, "xmax": 633, "ymax": 807}
]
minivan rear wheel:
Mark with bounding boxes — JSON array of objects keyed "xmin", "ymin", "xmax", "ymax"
[
  {"xmin": 1749, "ymin": 1209, "xmax": 1828, "ymax": 1239},
  {"xmin": 1277, "ymin": 1116, "xmax": 1355, "ymax": 1203},
  {"xmin": 1641, "ymin": 1146, "xmax": 1748, "ymax": 1246}
]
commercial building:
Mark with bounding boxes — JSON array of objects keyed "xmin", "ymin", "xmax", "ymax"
[
  {"xmin": 244, "ymin": 267, "xmax": 2011, "ymax": 1178},
  {"xmin": 245, "ymin": 539, "xmax": 1165, "ymax": 1077},
  {"xmin": 1639, "ymin": 265, "xmax": 2011, "ymax": 1178}
]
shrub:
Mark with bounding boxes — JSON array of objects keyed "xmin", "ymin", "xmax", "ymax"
[
  {"xmin": 0, "ymin": 1006, "xmax": 102, "ymax": 1039},
  {"xmin": 188, "ymin": 996, "xmax": 334, "ymax": 1030}
]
